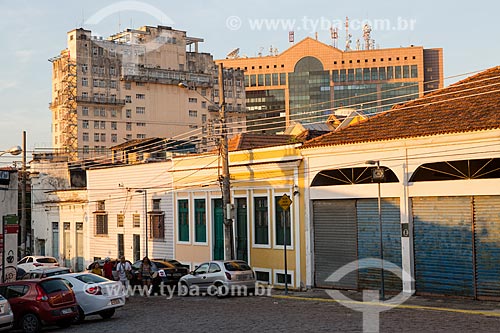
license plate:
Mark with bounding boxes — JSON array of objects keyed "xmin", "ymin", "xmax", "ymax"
[
  {"xmin": 111, "ymin": 298, "xmax": 121, "ymax": 305},
  {"xmin": 61, "ymin": 308, "xmax": 73, "ymax": 315}
]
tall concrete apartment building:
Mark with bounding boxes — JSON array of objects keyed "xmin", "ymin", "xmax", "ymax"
[
  {"xmin": 218, "ymin": 37, "xmax": 443, "ymax": 134},
  {"xmin": 50, "ymin": 25, "xmax": 246, "ymax": 160}
]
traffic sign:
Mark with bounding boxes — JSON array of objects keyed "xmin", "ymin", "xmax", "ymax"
[{"xmin": 278, "ymin": 194, "xmax": 292, "ymax": 211}]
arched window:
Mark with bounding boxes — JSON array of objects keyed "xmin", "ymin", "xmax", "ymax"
[
  {"xmin": 311, "ymin": 167, "xmax": 399, "ymax": 186},
  {"xmin": 410, "ymin": 158, "xmax": 500, "ymax": 182},
  {"xmin": 294, "ymin": 56, "xmax": 324, "ymax": 72}
]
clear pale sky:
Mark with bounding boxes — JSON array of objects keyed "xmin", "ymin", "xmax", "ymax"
[{"xmin": 0, "ymin": 0, "xmax": 497, "ymax": 165}]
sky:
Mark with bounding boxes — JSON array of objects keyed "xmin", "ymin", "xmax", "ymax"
[{"xmin": 0, "ymin": 0, "xmax": 498, "ymax": 165}]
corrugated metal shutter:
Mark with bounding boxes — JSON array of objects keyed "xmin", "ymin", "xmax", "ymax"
[
  {"xmin": 473, "ymin": 196, "xmax": 500, "ymax": 299},
  {"xmin": 413, "ymin": 196, "xmax": 474, "ymax": 297},
  {"xmin": 313, "ymin": 200, "xmax": 357, "ymax": 289},
  {"xmin": 357, "ymin": 198, "xmax": 402, "ymax": 291}
]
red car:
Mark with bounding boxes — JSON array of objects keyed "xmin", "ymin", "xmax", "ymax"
[{"xmin": 0, "ymin": 278, "xmax": 77, "ymax": 333}]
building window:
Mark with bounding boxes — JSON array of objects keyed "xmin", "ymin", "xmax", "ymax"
[
  {"xmin": 136, "ymin": 122, "xmax": 146, "ymax": 128},
  {"xmin": 126, "ymin": 122, "xmax": 132, "ymax": 131},
  {"xmin": 111, "ymin": 121, "xmax": 117, "ymax": 130},
  {"xmin": 94, "ymin": 108, "xmax": 100, "ymax": 117},
  {"xmin": 136, "ymin": 94, "xmax": 145, "ymax": 100},
  {"xmin": 100, "ymin": 133, "xmax": 106, "ymax": 142},
  {"xmin": 136, "ymin": 107, "xmax": 145, "ymax": 114},
  {"xmin": 94, "ymin": 133, "xmax": 100, "ymax": 142},
  {"xmin": 111, "ymin": 134, "xmax": 117, "ymax": 143},
  {"xmin": 276, "ymin": 272, "xmax": 292, "ymax": 285},
  {"xmin": 110, "ymin": 80, "xmax": 117, "ymax": 89},
  {"xmin": 125, "ymin": 96, "xmax": 132, "ymax": 103},
  {"xmin": 136, "ymin": 82, "xmax": 145, "ymax": 86},
  {"xmin": 110, "ymin": 66, "xmax": 116, "ymax": 75},
  {"xmin": 395, "ymin": 66, "xmax": 402, "ymax": 79},
  {"xmin": 125, "ymin": 82, "xmax": 131, "ymax": 90},
  {"xmin": 254, "ymin": 197, "xmax": 269, "ymax": 245},
  {"xmin": 93, "ymin": 79, "xmax": 99, "ymax": 87},
  {"xmin": 117, "ymin": 214, "xmax": 124, "ymax": 227},
  {"xmin": 133, "ymin": 214, "xmax": 141, "ymax": 228},
  {"xmin": 82, "ymin": 132, "xmax": 89, "ymax": 141},
  {"xmin": 178, "ymin": 199, "xmax": 189, "ymax": 242},
  {"xmin": 194, "ymin": 199, "xmax": 206, "ymax": 243},
  {"xmin": 137, "ymin": 134, "xmax": 146, "ymax": 139},
  {"xmin": 111, "ymin": 109, "xmax": 117, "ymax": 117},
  {"xmin": 82, "ymin": 120, "xmax": 89, "ymax": 129},
  {"xmin": 279, "ymin": 73, "xmax": 286, "ymax": 85},
  {"xmin": 82, "ymin": 78, "xmax": 88, "ymax": 86},
  {"xmin": 94, "ymin": 201, "xmax": 107, "ymax": 235},
  {"xmin": 100, "ymin": 121, "xmax": 106, "ymax": 129},
  {"xmin": 201, "ymin": 101, "xmax": 207, "ymax": 109},
  {"xmin": 82, "ymin": 107, "xmax": 89, "ymax": 116},
  {"xmin": 411, "ymin": 65, "xmax": 418, "ymax": 78},
  {"xmin": 275, "ymin": 197, "xmax": 291, "ymax": 246},
  {"xmin": 126, "ymin": 134, "xmax": 132, "ymax": 140},
  {"xmin": 255, "ymin": 270, "xmax": 271, "ymax": 284},
  {"xmin": 189, "ymin": 97, "xmax": 197, "ymax": 103},
  {"xmin": 189, "ymin": 110, "xmax": 198, "ymax": 117},
  {"xmin": 83, "ymin": 146, "xmax": 89, "ymax": 154},
  {"xmin": 152, "ymin": 199, "xmax": 161, "ymax": 211},
  {"xmin": 403, "ymin": 65, "xmax": 410, "ymax": 78},
  {"xmin": 149, "ymin": 213, "xmax": 164, "ymax": 239},
  {"xmin": 81, "ymin": 64, "xmax": 88, "ymax": 73},
  {"xmin": 126, "ymin": 109, "xmax": 132, "ymax": 118}
]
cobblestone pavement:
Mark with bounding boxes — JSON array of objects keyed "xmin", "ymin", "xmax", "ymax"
[{"xmin": 36, "ymin": 291, "xmax": 500, "ymax": 333}]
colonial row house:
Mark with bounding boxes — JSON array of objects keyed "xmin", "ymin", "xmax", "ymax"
[{"xmin": 31, "ymin": 66, "xmax": 500, "ymax": 298}]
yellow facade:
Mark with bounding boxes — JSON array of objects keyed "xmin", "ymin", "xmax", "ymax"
[{"xmin": 171, "ymin": 144, "xmax": 306, "ymax": 289}]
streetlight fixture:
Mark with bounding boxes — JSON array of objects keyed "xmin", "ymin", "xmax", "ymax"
[
  {"xmin": 0, "ymin": 146, "xmax": 22, "ymax": 157},
  {"xmin": 135, "ymin": 189, "xmax": 148, "ymax": 258},
  {"xmin": 366, "ymin": 160, "xmax": 386, "ymax": 300}
]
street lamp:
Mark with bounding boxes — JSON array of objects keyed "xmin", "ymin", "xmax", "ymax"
[
  {"xmin": 135, "ymin": 189, "xmax": 148, "ymax": 258},
  {"xmin": 0, "ymin": 146, "xmax": 22, "ymax": 157},
  {"xmin": 366, "ymin": 160, "xmax": 386, "ymax": 300}
]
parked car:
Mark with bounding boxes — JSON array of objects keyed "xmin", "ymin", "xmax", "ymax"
[
  {"xmin": 87, "ymin": 258, "xmax": 132, "ymax": 280},
  {"xmin": 0, "ymin": 278, "xmax": 77, "ymax": 332},
  {"xmin": 46, "ymin": 273, "xmax": 126, "ymax": 323},
  {"xmin": 17, "ymin": 256, "xmax": 59, "ymax": 272},
  {"xmin": 130, "ymin": 259, "xmax": 189, "ymax": 293},
  {"xmin": 21, "ymin": 267, "xmax": 71, "ymax": 280},
  {"xmin": 0, "ymin": 294, "xmax": 14, "ymax": 332},
  {"xmin": 152, "ymin": 258, "xmax": 190, "ymax": 270},
  {"xmin": 179, "ymin": 260, "xmax": 256, "ymax": 297}
]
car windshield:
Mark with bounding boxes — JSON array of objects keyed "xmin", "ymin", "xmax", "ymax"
[
  {"xmin": 37, "ymin": 257, "xmax": 58, "ymax": 263},
  {"xmin": 75, "ymin": 274, "xmax": 108, "ymax": 284},
  {"xmin": 224, "ymin": 261, "xmax": 252, "ymax": 271},
  {"xmin": 40, "ymin": 279, "xmax": 70, "ymax": 293}
]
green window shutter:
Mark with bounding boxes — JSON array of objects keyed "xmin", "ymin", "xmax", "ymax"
[
  {"xmin": 194, "ymin": 199, "xmax": 206, "ymax": 243},
  {"xmin": 178, "ymin": 200, "xmax": 189, "ymax": 242},
  {"xmin": 254, "ymin": 197, "xmax": 268, "ymax": 245}
]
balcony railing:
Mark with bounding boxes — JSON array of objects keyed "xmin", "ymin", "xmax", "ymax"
[
  {"xmin": 75, "ymin": 96, "xmax": 126, "ymax": 105},
  {"xmin": 121, "ymin": 66, "xmax": 212, "ymax": 87}
]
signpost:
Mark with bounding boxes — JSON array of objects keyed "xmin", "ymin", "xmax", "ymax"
[{"xmin": 278, "ymin": 194, "xmax": 292, "ymax": 295}]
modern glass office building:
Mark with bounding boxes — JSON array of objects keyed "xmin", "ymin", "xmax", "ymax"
[{"xmin": 218, "ymin": 38, "xmax": 443, "ymax": 134}]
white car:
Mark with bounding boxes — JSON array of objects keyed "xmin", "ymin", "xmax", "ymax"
[
  {"xmin": 47, "ymin": 273, "xmax": 126, "ymax": 322},
  {"xmin": 17, "ymin": 256, "xmax": 59, "ymax": 272},
  {"xmin": 0, "ymin": 294, "xmax": 14, "ymax": 332}
]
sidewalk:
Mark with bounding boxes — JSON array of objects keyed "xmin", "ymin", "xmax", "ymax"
[{"xmin": 271, "ymin": 288, "xmax": 500, "ymax": 316}]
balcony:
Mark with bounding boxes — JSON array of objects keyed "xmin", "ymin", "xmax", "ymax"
[
  {"xmin": 76, "ymin": 96, "xmax": 126, "ymax": 106},
  {"xmin": 121, "ymin": 66, "xmax": 212, "ymax": 87}
]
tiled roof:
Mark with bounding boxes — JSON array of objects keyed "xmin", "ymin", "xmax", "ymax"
[
  {"xmin": 228, "ymin": 133, "xmax": 295, "ymax": 151},
  {"xmin": 302, "ymin": 66, "xmax": 500, "ymax": 148},
  {"xmin": 110, "ymin": 137, "xmax": 163, "ymax": 151}
]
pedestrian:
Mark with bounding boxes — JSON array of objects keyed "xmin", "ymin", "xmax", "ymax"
[
  {"xmin": 103, "ymin": 257, "xmax": 114, "ymax": 280},
  {"xmin": 116, "ymin": 255, "xmax": 132, "ymax": 298},
  {"xmin": 140, "ymin": 256, "xmax": 153, "ymax": 296},
  {"xmin": 91, "ymin": 262, "xmax": 103, "ymax": 276}
]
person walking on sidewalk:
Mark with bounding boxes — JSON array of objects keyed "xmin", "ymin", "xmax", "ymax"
[
  {"xmin": 103, "ymin": 257, "xmax": 114, "ymax": 280},
  {"xmin": 140, "ymin": 257, "xmax": 153, "ymax": 296}
]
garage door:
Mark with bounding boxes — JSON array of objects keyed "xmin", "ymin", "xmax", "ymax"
[
  {"xmin": 357, "ymin": 198, "xmax": 402, "ymax": 291},
  {"xmin": 313, "ymin": 200, "xmax": 357, "ymax": 289},
  {"xmin": 412, "ymin": 196, "xmax": 474, "ymax": 297}
]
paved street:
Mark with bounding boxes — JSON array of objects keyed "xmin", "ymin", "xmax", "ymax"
[{"xmin": 36, "ymin": 290, "xmax": 500, "ymax": 333}]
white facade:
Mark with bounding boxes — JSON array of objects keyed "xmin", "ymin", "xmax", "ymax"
[
  {"xmin": 86, "ymin": 161, "xmax": 174, "ymax": 264},
  {"xmin": 302, "ymin": 130, "xmax": 500, "ymax": 293}
]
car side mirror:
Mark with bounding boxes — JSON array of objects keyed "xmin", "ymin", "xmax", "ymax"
[{"xmin": 190, "ymin": 271, "xmax": 195, "ymax": 275}]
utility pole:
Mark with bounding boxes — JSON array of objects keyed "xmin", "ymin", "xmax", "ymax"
[
  {"xmin": 218, "ymin": 63, "xmax": 234, "ymax": 260},
  {"xmin": 21, "ymin": 131, "xmax": 27, "ymax": 256}
]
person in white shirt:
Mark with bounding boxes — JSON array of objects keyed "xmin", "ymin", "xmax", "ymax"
[{"xmin": 116, "ymin": 255, "xmax": 132, "ymax": 298}]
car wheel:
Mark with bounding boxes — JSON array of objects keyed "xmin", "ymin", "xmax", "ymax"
[
  {"xmin": 179, "ymin": 282, "xmax": 190, "ymax": 297},
  {"xmin": 99, "ymin": 308, "xmax": 115, "ymax": 319},
  {"xmin": 215, "ymin": 283, "xmax": 229, "ymax": 299},
  {"xmin": 73, "ymin": 306, "xmax": 86, "ymax": 324},
  {"xmin": 21, "ymin": 313, "xmax": 41, "ymax": 333}
]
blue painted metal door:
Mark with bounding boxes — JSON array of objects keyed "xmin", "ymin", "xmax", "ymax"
[
  {"xmin": 412, "ymin": 196, "xmax": 474, "ymax": 297},
  {"xmin": 473, "ymin": 196, "xmax": 500, "ymax": 299},
  {"xmin": 357, "ymin": 198, "xmax": 402, "ymax": 291}
]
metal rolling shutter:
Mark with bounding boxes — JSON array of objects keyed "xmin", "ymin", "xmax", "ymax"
[
  {"xmin": 313, "ymin": 200, "xmax": 357, "ymax": 289},
  {"xmin": 413, "ymin": 196, "xmax": 474, "ymax": 297},
  {"xmin": 473, "ymin": 196, "xmax": 500, "ymax": 299},
  {"xmin": 357, "ymin": 198, "xmax": 402, "ymax": 291}
]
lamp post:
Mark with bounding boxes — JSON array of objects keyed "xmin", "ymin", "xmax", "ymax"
[
  {"xmin": 366, "ymin": 160, "xmax": 385, "ymax": 300},
  {"xmin": 178, "ymin": 64, "xmax": 235, "ymax": 260},
  {"xmin": 0, "ymin": 146, "xmax": 22, "ymax": 157},
  {"xmin": 135, "ymin": 189, "xmax": 148, "ymax": 258}
]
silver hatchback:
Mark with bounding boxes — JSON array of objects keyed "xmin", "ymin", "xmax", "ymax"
[
  {"xmin": 179, "ymin": 260, "xmax": 256, "ymax": 297},
  {"xmin": 0, "ymin": 294, "xmax": 14, "ymax": 331}
]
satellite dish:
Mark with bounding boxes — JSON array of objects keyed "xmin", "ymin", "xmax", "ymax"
[{"xmin": 226, "ymin": 48, "xmax": 240, "ymax": 59}]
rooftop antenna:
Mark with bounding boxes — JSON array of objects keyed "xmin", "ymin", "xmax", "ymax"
[
  {"xmin": 315, "ymin": 31, "xmax": 318, "ymax": 40},
  {"xmin": 356, "ymin": 38, "xmax": 361, "ymax": 50},
  {"xmin": 330, "ymin": 26, "xmax": 338, "ymax": 48},
  {"xmin": 258, "ymin": 47, "xmax": 264, "ymax": 57},
  {"xmin": 345, "ymin": 16, "xmax": 352, "ymax": 51},
  {"xmin": 363, "ymin": 24, "xmax": 372, "ymax": 50}
]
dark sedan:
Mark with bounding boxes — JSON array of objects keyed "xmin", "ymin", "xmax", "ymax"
[{"xmin": 130, "ymin": 259, "xmax": 189, "ymax": 292}]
